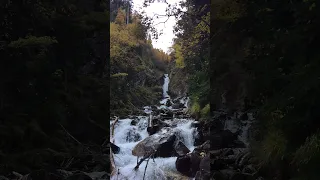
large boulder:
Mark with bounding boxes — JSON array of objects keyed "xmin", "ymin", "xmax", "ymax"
[
  {"xmin": 174, "ymin": 141, "xmax": 190, "ymax": 156},
  {"xmin": 176, "ymin": 151, "xmax": 202, "ymax": 177},
  {"xmin": 132, "ymin": 127, "xmax": 190, "ymax": 158},
  {"xmin": 172, "ymin": 103, "xmax": 184, "ymax": 109},
  {"xmin": 132, "ymin": 128, "xmax": 176, "ymax": 158},
  {"xmin": 208, "ymin": 129, "xmax": 245, "ymax": 149},
  {"xmin": 195, "ymin": 154, "xmax": 210, "ymax": 180},
  {"xmin": 160, "ymin": 111, "xmax": 173, "ymax": 120},
  {"xmin": 147, "ymin": 125, "xmax": 160, "ymax": 135}
]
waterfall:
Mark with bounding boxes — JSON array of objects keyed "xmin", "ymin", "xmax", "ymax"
[
  {"xmin": 163, "ymin": 74, "xmax": 169, "ymax": 98},
  {"xmin": 160, "ymin": 74, "xmax": 171, "ymax": 105},
  {"xmin": 110, "ymin": 74, "xmax": 197, "ymax": 180}
]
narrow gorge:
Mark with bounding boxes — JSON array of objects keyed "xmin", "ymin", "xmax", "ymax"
[{"xmin": 110, "ymin": 74, "xmax": 261, "ymax": 180}]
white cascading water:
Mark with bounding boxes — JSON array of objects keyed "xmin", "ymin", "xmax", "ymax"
[
  {"xmin": 160, "ymin": 74, "xmax": 171, "ymax": 105},
  {"xmin": 110, "ymin": 74, "xmax": 196, "ymax": 180},
  {"xmin": 163, "ymin": 74, "xmax": 169, "ymax": 98}
]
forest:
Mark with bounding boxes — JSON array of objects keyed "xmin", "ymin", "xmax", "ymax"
[{"xmin": 1, "ymin": 0, "xmax": 320, "ymax": 179}]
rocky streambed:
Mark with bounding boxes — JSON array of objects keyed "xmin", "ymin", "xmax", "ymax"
[
  {"xmin": 109, "ymin": 96, "xmax": 199, "ymax": 180},
  {"xmin": 109, "ymin": 74, "xmax": 264, "ymax": 180}
]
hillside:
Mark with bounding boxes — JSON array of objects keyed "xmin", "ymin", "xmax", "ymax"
[{"xmin": 110, "ymin": 8, "xmax": 170, "ymax": 116}]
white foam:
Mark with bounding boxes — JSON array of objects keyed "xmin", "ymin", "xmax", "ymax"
[{"xmin": 110, "ymin": 74, "xmax": 195, "ymax": 179}]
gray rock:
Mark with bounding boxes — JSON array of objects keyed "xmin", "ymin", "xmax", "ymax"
[
  {"xmin": 132, "ymin": 128, "xmax": 176, "ymax": 157},
  {"xmin": 176, "ymin": 151, "xmax": 201, "ymax": 177},
  {"xmin": 110, "ymin": 142, "xmax": 120, "ymax": 154},
  {"xmin": 174, "ymin": 141, "xmax": 190, "ymax": 156}
]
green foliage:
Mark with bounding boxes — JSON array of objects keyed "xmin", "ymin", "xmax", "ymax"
[
  {"xmin": 168, "ymin": 0, "xmax": 210, "ymax": 119},
  {"xmin": 258, "ymin": 130, "xmax": 288, "ymax": 165},
  {"xmin": 110, "ymin": 8, "xmax": 167, "ymax": 115},
  {"xmin": 190, "ymin": 100, "xmax": 201, "ymax": 115},
  {"xmin": 200, "ymin": 104, "xmax": 210, "ymax": 117},
  {"xmin": 208, "ymin": 0, "xmax": 320, "ymax": 178},
  {"xmin": 173, "ymin": 43, "xmax": 185, "ymax": 68},
  {"xmin": 111, "ymin": 73, "xmax": 128, "ymax": 78}
]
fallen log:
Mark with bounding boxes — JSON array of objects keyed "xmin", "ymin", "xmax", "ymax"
[{"xmin": 110, "ymin": 116, "xmax": 119, "ymax": 143}]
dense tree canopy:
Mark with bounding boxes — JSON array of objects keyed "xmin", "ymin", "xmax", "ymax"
[{"xmin": 210, "ymin": 0, "xmax": 320, "ymax": 179}]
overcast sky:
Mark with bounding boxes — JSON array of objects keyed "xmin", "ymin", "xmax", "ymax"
[{"xmin": 132, "ymin": 0, "xmax": 183, "ymax": 53}]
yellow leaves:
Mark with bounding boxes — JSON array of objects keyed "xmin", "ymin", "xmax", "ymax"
[
  {"xmin": 110, "ymin": 22, "xmax": 139, "ymax": 60},
  {"xmin": 196, "ymin": 12, "xmax": 210, "ymax": 34},
  {"xmin": 151, "ymin": 48, "xmax": 170, "ymax": 63},
  {"xmin": 115, "ymin": 9, "xmax": 126, "ymax": 25},
  {"xmin": 173, "ymin": 43, "xmax": 185, "ymax": 68},
  {"xmin": 200, "ymin": 104, "xmax": 210, "ymax": 117}
]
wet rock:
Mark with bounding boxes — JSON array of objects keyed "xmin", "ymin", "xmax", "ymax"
[
  {"xmin": 157, "ymin": 119, "xmax": 171, "ymax": 128},
  {"xmin": 196, "ymin": 155, "xmax": 210, "ymax": 180},
  {"xmin": 191, "ymin": 121, "xmax": 201, "ymax": 128},
  {"xmin": 154, "ymin": 134, "xmax": 177, "ymax": 157},
  {"xmin": 147, "ymin": 125, "xmax": 160, "ymax": 135},
  {"xmin": 126, "ymin": 128, "xmax": 141, "ymax": 142},
  {"xmin": 174, "ymin": 141, "xmax": 190, "ymax": 156},
  {"xmin": 66, "ymin": 172, "xmax": 92, "ymax": 180},
  {"xmin": 166, "ymin": 100, "xmax": 172, "ymax": 107},
  {"xmin": 110, "ymin": 142, "xmax": 120, "ymax": 154},
  {"xmin": 132, "ymin": 128, "xmax": 177, "ymax": 157},
  {"xmin": 194, "ymin": 130, "xmax": 204, "ymax": 146},
  {"xmin": 193, "ymin": 140, "xmax": 210, "ymax": 153},
  {"xmin": 172, "ymin": 103, "xmax": 184, "ymax": 109},
  {"xmin": 130, "ymin": 119, "xmax": 139, "ymax": 126},
  {"xmin": 176, "ymin": 151, "xmax": 201, "ymax": 177},
  {"xmin": 160, "ymin": 111, "xmax": 173, "ymax": 120}
]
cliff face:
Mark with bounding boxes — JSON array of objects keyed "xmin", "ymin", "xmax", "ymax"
[{"xmin": 168, "ymin": 61, "xmax": 189, "ymax": 99}]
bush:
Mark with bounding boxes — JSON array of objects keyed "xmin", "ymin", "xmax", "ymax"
[{"xmin": 200, "ymin": 104, "xmax": 210, "ymax": 117}]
